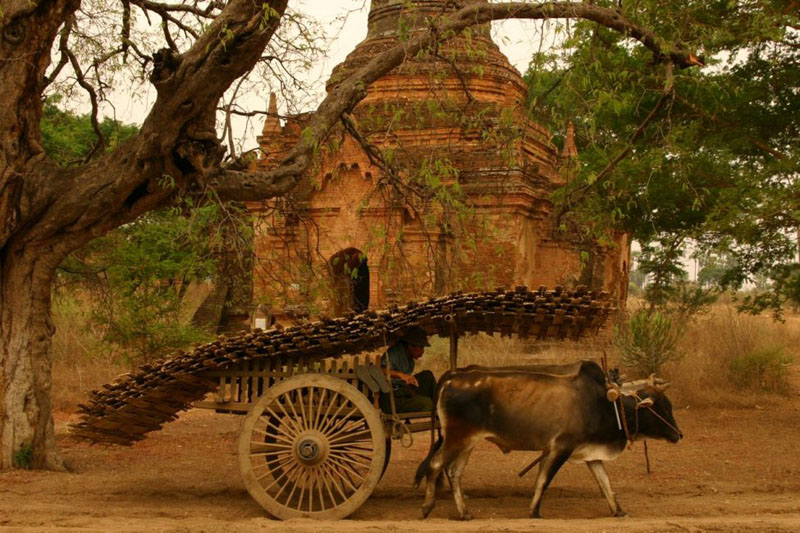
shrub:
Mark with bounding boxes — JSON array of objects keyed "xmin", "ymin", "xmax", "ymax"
[
  {"xmin": 12, "ymin": 444, "xmax": 33, "ymax": 469},
  {"xmin": 729, "ymin": 347, "xmax": 794, "ymax": 394},
  {"xmin": 668, "ymin": 282, "xmax": 717, "ymax": 319},
  {"xmin": 615, "ymin": 309, "xmax": 682, "ymax": 375},
  {"xmin": 99, "ymin": 292, "xmax": 213, "ymax": 363}
]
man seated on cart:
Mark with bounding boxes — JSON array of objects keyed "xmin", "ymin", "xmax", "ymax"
[{"xmin": 379, "ymin": 326, "xmax": 437, "ymax": 414}]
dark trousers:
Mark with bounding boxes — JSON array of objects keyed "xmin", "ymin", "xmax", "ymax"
[{"xmin": 379, "ymin": 370, "xmax": 436, "ymax": 414}]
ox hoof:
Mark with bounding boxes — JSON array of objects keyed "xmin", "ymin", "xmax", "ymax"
[
  {"xmin": 421, "ymin": 505, "xmax": 433, "ymax": 519},
  {"xmin": 614, "ymin": 509, "xmax": 628, "ymax": 518},
  {"xmin": 529, "ymin": 510, "xmax": 542, "ymax": 519},
  {"xmin": 455, "ymin": 512, "xmax": 473, "ymax": 521}
]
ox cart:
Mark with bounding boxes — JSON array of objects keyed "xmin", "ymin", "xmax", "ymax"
[{"xmin": 73, "ymin": 286, "xmax": 612, "ymax": 519}]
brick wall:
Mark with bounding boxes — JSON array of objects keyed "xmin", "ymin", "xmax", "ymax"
[{"xmin": 246, "ymin": 0, "xmax": 629, "ymax": 321}]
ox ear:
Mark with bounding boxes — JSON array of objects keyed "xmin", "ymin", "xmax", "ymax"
[{"xmin": 636, "ymin": 397, "xmax": 654, "ymax": 409}]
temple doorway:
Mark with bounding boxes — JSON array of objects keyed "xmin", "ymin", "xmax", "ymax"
[{"xmin": 329, "ymin": 248, "xmax": 369, "ymax": 315}]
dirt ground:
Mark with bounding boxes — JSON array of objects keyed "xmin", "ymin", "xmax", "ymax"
[{"xmin": 3, "ymin": 378, "xmax": 800, "ymax": 533}]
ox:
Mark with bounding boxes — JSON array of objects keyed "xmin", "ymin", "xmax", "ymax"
[{"xmin": 414, "ymin": 360, "xmax": 682, "ymax": 520}]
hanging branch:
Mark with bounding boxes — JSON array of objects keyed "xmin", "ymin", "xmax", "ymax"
[
  {"xmin": 221, "ymin": 75, "xmax": 249, "ymax": 158},
  {"xmin": 128, "ymin": 0, "xmax": 207, "ymax": 40},
  {"xmin": 42, "ymin": 18, "xmax": 74, "ymax": 90},
  {"xmin": 122, "ymin": 0, "xmax": 131, "ymax": 61},
  {"xmin": 432, "ymin": 49, "xmax": 476, "ymax": 104},
  {"xmin": 594, "ymin": 61, "xmax": 675, "ymax": 184},
  {"xmin": 557, "ymin": 60, "xmax": 676, "ymax": 220},
  {"xmin": 211, "ymin": 2, "xmax": 703, "ymax": 203},
  {"xmin": 64, "ymin": 33, "xmax": 106, "ymax": 161},
  {"xmin": 129, "ymin": 0, "xmax": 225, "ymax": 19},
  {"xmin": 339, "ymin": 112, "xmax": 433, "ymax": 211}
]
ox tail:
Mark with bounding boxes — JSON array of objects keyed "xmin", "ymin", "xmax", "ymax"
[
  {"xmin": 414, "ymin": 435, "xmax": 443, "ymax": 488},
  {"xmin": 415, "ymin": 374, "xmax": 446, "ymax": 488}
]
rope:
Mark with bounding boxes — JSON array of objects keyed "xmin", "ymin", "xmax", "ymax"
[
  {"xmin": 643, "ymin": 404, "xmax": 682, "ymax": 437},
  {"xmin": 394, "ymin": 418, "xmax": 414, "ymax": 448},
  {"xmin": 618, "ymin": 397, "xmax": 632, "ymax": 447}
]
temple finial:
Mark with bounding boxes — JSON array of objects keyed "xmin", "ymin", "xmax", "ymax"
[{"xmin": 262, "ymin": 93, "xmax": 281, "ymax": 136}]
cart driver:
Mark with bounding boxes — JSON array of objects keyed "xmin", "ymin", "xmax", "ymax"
[{"xmin": 379, "ymin": 326, "xmax": 437, "ymax": 414}]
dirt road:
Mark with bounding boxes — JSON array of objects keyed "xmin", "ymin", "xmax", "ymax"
[{"xmin": 2, "ymin": 394, "xmax": 800, "ymax": 531}]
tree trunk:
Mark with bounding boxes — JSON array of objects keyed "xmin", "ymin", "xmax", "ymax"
[{"xmin": 0, "ymin": 243, "xmax": 64, "ymax": 470}]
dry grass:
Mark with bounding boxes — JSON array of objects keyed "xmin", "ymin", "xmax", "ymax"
[
  {"xmin": 662, "ymin": 305, "xmax": 800, "ymax": 408},
  {"xmin": 50, "ymin": 295, "xmax": 129, "ymax": 412},
  {"xmin": 51, "ymin": 285, "xmax": 224, "ymax": 412},
  {"xmin": 418, "ymin": 332, "xmax": 606, "ymax": 375}
]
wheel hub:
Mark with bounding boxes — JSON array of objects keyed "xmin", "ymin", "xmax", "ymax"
[
  {"xmin": 294, "ymin": 432, "xmax": 328, "ymax": 466},
  {"xmin": 299, "ymin": 440, "xmax": 318, "ymax": 460}
]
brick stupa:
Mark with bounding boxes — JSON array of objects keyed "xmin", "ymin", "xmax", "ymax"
[{"xmin": 248, "ymin": 0, "xmax": 629, "ymax": 323}]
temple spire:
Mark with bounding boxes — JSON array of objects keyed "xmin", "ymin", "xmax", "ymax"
[
  {"xmin": 262, "ymin": 93, "xmax": 281, "ymax": 137},
  {"xmin": 366, "ymin": 0, "xmax": 490, "ymax": 39}
]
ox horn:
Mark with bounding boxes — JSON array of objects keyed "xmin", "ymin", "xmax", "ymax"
[
  {"xmin": 620, "ymin": 378, "xmax": 653, "ymax": 392},
  {"xmin": 636, "ymin": 397, "xmax": 654, "ymax": 408},
  {"xmin": 655, "ymin": 382, "xmax": 671, "ymax": 392}
]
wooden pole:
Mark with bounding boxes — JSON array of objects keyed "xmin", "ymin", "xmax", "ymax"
[
  {"xmin": 449, "ymin": 321, "xmax": 459, "ymax": 371},
  {"xmin": 518, "ymin": 453, "xmax": 544, "ymax": 477}
]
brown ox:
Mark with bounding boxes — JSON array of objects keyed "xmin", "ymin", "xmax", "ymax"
[{"xmin": 414, "ymin": 360, "xmax": 682, "ymax": 519}]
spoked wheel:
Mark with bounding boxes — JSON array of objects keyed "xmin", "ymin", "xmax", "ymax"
[{"xmin": 239, "ymin": 374, "xmax": 387, "ymax": 519}]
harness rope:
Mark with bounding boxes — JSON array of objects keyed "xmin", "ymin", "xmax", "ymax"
[
  {"xmin": 642, "ymin": 403, "xmax": 682, "ymax": 436},
  {"xmin": 617, "ymin": 386, "xmax": 681, "ymax": 475}
]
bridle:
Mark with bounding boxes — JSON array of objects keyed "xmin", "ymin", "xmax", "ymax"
[{"xmin": 613, "ymin": 387, "xmax": 680, "ymax": 447}]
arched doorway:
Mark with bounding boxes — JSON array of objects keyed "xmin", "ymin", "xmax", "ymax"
[{"xmin": 329, "ymin": 248, "xmax": 369, "ymax": 315}]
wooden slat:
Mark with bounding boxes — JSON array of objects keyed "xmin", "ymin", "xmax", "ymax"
[{"xmin": 239, "ymin": 359, "xmax": 248, "ymax": 403}]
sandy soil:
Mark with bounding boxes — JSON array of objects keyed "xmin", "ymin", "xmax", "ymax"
[{"xmin": 2, "ymin": 381, "xmax": 800, "ymax": 532}]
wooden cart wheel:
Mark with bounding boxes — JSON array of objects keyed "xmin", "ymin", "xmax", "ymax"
[{"xmin": 239, "ymin": 373, "xmax": 387, "ymax": 520}]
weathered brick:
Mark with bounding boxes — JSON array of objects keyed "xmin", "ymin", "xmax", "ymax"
[{"xmin": 247, "ymin": 1, "xmax": 629, "ymax": 323}]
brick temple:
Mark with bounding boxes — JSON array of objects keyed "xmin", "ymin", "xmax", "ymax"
[{"xmin": 247, "ymin": 0, "xmax": 629, "ymax": 325}]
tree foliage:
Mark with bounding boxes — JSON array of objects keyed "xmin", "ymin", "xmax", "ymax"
[
  {"xmin": 525, "ymin": 0, "xmax": 799, "ymax": 315},
  {"xmin": 40, "ymin": 96, "xmax": 138, "ymax": 165},
  {"xmin": 46, "ymin": 103, "xmax": 219, "ymax": 361},
  {"xmin": 59, "ymin": 206, "xmax": 220, "ymax": 362}
]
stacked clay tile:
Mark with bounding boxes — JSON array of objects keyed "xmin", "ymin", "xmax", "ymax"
[{"xmin": 72, "ymin": 286, "xmax": 611, "ymax": 445}]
